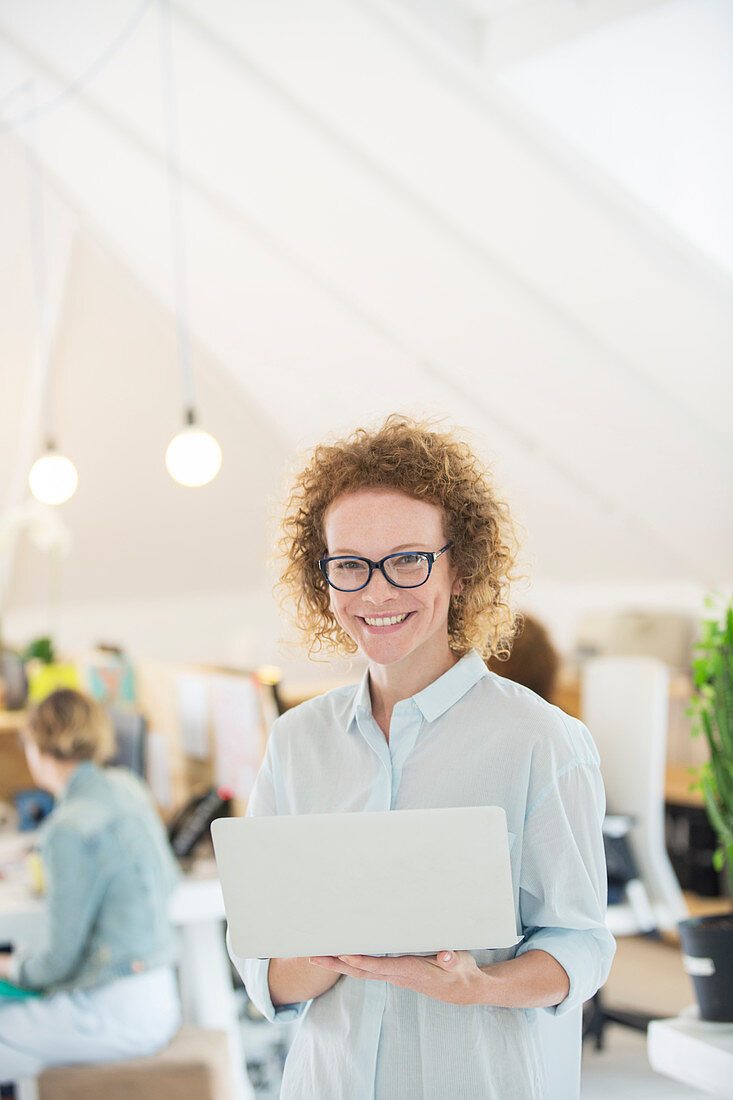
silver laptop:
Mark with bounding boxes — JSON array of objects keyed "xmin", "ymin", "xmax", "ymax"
[{"xmin": 211, "ymin": 806, "xmax": 518, "ymax": 959}]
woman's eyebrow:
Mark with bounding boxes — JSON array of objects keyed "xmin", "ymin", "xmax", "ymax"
[{"xmin": 328, "ymin": 543, "xmax": 432, "ymax": 555}]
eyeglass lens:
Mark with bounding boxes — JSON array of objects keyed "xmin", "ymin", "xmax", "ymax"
[{"xmin": 325, "ymin": 553, "xmax": 429, "ymax": 590}]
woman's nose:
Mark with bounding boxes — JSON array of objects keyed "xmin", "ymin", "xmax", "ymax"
[{"xmin": 362, "ymin": 568, "xmax": 396, "ymax": 602}]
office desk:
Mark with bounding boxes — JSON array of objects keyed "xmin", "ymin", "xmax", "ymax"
[
  {"xmin": 0, "ymin": 835, "xmax": 253, "ymax": 1100},
  {"xmin": 665, "ymin": 763, "xmax": 704, "ymax": 808},
  {"xmin": 648, "ymin": 1008, "xmax": 733, "ymax": 1098}
]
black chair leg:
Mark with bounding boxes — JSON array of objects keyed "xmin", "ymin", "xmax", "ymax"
[
  {"xmin": 583, "ymin": 985, "xmax": 654, "ymax": 1052},
  {"xmin": 583, "ymin": 990, "xmax": 608, "ymax": 1051}
]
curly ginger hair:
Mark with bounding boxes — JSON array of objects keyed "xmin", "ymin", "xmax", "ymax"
[{"xmin": 276, "ymin": 415, "xmax": 524, "ymax": 660}]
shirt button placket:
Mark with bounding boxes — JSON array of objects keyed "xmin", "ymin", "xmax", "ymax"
[{"xmin": 355, "ymin": 709, "xmax": 393, "ymax": 1099}]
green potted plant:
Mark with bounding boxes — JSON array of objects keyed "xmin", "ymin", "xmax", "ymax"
[
  {"xmin": 0, "ymin": 501, "xmax": 72, "ymax": 708},
  {"xmin": 678, "ymin": 596, "xmax": 733, "ymax": 1021},
  {"xmin": 24, "ymin": 635, "xmax": 81, "ymax": 703}
]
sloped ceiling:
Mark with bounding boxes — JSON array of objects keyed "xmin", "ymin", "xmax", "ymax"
[
  {"xmin": 498, "ymin": 0, "xmax": 733, "ymax": 276},
  {"xmin": 3, "ymin": 219, "xmax": 287, "ymax": 612},
  {"xmin": 1, "ymin": 0, "xmax": 731, "ymax": 625}
]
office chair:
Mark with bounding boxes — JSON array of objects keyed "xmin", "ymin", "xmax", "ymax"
[
  {"xmin": 106, "ymin": 707, "xmax": 147, "ymax": 779},
  {"xmin": 580, "ymin": 655, "xmax": 688, "ymax": 1048}
]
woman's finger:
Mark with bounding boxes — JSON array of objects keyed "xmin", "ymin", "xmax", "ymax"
[
  {"xmin": 435, "ymin": 951, "xmax": 458, "ymax": 968},
  {"xmin": 313, "ymin": 957, "xmax": 396, "ymax": 982},
  {"xmin": 338, "ymin": 954, "xmax": 400, "ymax": 973}
]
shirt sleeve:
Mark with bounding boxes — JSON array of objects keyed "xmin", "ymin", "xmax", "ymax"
[
  {"xmin": 16, "ymin": 823, "xmax": 109, "ymax": 990},
  {"xmin": 225, "ymin": 729, "xmax": 309, "ymax": 1023},
  {"xmin": 515, "ymin": 750, "xmax": 616, "ymax": 1016}
]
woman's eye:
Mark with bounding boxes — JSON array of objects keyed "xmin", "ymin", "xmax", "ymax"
[
  {"xmin": 334, "ymin": 559, "xmax": 363, "ymax": 571},
  {"xmin": 393, "ymin": 554, "xmax": 423, "ymax": 569}
]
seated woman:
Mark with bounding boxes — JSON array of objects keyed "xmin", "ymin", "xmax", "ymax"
[
  {"xmin": 486, "ymin": 612, "xmax": 561, "ymax": 703},
  {"xmin": 0, "ymin": 689, "xmax": 181, "ymax": 1084}
]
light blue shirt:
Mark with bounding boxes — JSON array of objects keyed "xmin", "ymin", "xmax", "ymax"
[{"xmin": 229, "ymin": 650, "xmax": 615, "ymax": 1099}]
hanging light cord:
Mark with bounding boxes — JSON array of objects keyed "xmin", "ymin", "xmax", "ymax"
[
  {"xmin": 157, "ymin": 0, "xmax": 196, "ymax": 424},
  {"xmin": 24, "ymin": 83, "xmax": 55, "ymax": 452},
  {"xmin": 0, "ymin": 0, "xmax": 155, "ymax": 133}
]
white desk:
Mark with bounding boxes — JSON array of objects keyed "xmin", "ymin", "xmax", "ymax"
[
  {"xmin": 0, "ymin": 833, "xmax": 253, "ymax": 1100},
  {"xmin": 648, "ymin": 1007, "xmax": 733, "ymax": 1098}
]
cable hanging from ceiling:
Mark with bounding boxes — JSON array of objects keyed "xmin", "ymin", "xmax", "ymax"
[
  {"xmin": 24, "ymin": 83, "xmax": 78, "ymax": 507},
  {"xmin": 0, "ymin": 0, "xmax": 155, "ymax": 133},
  {"xmin": 157, "ymin": 0, "xmax": 221, "ymax": 487}
]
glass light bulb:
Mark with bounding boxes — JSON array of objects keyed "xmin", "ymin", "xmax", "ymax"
[
  {"xmin": 28, "ymin": 452, "xmax": 78, "ymax": 505},
  {"xmin": 165, "ymin": 427, "xmax": 222, "ymax": 487}
]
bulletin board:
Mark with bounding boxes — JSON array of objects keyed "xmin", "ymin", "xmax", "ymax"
[{"xmin": 134, "ymin": 661, "xmax": 277, "ymax": 820}]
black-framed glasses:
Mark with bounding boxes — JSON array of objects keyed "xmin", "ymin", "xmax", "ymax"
[{"xmin": 319, "ymin": 543, "xmax": 453, "ymax": 592}]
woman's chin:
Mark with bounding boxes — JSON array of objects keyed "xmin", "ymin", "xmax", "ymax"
[
  {"xmin": 357, "ymin": 632, "xmax": 414, "ymax": 666},
  {"xmin": 357, "ymin": 627, "xmax": 435, "ymax": 669}
]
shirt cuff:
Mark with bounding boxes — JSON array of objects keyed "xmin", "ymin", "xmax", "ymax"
[
  {"xmin": 225, "ymin": 928, "xmax": 307, "ymax": 1024},
  {"xmin": 515, "ymin": 926, "xmax": 616, "ymax": 1017}
]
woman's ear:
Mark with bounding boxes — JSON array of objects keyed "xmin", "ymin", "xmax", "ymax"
[{"xmin": 451, "ymin": 576, "xmax": 463, "ymax": 597}]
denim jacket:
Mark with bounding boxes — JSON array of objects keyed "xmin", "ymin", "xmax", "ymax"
[{"xmin": 15, "ymin": 761, "xmax": 181, "ymax": 993}]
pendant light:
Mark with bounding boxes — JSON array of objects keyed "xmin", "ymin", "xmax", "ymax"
[
  {"xmin": 165, "ymin": 408, "xmax": 222, "ymax": 488},
  {"xmin": 24, "ymin": 85, "xmax": 78, "ymax": 506},
  {"xmin": 158, "ymin": 0, "xmax": 221, "ymax": 487},
  {"xmin": 29, "ymin": 442, "xmax": 78, "ymax": 505}
]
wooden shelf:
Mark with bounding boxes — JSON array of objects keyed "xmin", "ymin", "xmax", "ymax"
[
  {"xmin": 682, "ymin": 892, "xmax": 733, "ymax": 919},
  {"xmin": 0, "ymin": 713, "xmax": 32, "ymax": 798},
  {"xmin": 0, "ymin": 711, "xmax": 26, "ymax": 734},
  {"xmin": 666, "ymin": 762, "xmax": 704, "ymax": 808},
  {"xmin": 669, "ymin": 673, "xmax": 693, "ymax": 701}
]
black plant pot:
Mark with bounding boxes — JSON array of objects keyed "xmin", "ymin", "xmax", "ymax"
[{"xmin": 678, "ymin": 912, "xmax": 733, "ymax": 1022}]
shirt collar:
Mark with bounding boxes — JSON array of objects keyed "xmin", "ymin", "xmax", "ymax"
[
  {"xmin": 346, "ymin": 648, "xmax": 490, "ymax": 728},
  {"xmin": 347, "ymin": 667, "xmax": 373, "ymax": 729},
  {"xmin": 59, "ymin": 759, "xmax": 98, "ymax": 802}
]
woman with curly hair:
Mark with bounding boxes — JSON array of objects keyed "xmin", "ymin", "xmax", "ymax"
[{"xmin": 229, "ymin": 415, "xmax": 613, "ymax": 1100}]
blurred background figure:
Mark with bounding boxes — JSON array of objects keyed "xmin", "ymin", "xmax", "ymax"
[
  {"xmin": 0, "ymin": 689, "xmax": 181, "ymax": 1087},
  {"xmin": 487, "ymin": 613, "xmax": 560, "ymax": 704}
]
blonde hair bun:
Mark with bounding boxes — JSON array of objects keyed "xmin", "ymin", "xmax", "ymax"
[{"xmin": 26, "ymin": 689, "xmax": 116, "ymax": 763}]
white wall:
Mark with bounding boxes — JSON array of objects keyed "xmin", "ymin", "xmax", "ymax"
[
  {"xmin": 2, "ymin": 584, "xmax": 360, "ymax": 687},
  {"xmin": 524, "ymin": 578, "xmax": 709, "ymax": 658},
  {"xmin": 2, "ymin": 576, "xmax": 712, "ymax": 690}
]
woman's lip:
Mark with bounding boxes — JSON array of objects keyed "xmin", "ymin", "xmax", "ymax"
[
  {"xmin": 357, "ymin": 611, "xmax": 415, "ymax": 631},
  {"xmin": 357, "ymin": 611, "xmax": 414, "ymax": 621}
]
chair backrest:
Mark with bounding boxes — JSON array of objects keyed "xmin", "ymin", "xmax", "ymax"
[
  {"xmin": 106, "ymin": 708, "xmax": 147, "ymax": 779},
  {"xmin": 581, "ymin": 655, "xmax": 687, "ymax": 927}
]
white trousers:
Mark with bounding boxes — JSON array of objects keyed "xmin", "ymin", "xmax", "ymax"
[{"xmin": 0, "ymin": 965, "xmax": 181, "ymax": 1083}]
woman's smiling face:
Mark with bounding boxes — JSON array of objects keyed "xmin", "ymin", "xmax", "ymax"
[{"xmin": 323, "ymin": 488, "xmax": 460, "ymax": 672}]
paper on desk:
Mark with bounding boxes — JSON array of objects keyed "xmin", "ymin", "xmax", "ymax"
[
  {"xmin": 210, "ymin": 676, "xmax": 263, "ymax": 801},
  {"xmin": 146, "ymin": 730, "xmax": 174, "ymax": 809},
  {"xmin": 176, "ymin": 674, "xmax": 210, "ymax": 760}
]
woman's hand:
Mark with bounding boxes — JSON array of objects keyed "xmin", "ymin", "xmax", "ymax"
[
  {"xmin": 0, "ymin": 952, "xmax": 15, "ymax": 981},
  {"xmin": 310, "ymin": 950, "xmax": 484, "ymax": 1005}
]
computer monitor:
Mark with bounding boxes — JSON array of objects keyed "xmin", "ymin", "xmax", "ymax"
[{"xmin": 106, "ymin": 707, "xmax": 147, "ymax": 779}]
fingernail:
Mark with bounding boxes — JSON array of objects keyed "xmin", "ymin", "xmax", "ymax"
[{"xmin": 444, "ymin": 952, "xmax": 453, "ymax": 962}]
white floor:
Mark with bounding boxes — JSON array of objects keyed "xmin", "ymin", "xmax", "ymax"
[{"xmin": 581, "ymin": 1025, "xmax": 710, "ymax": 1099}]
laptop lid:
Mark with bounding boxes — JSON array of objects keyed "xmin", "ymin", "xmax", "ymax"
[{"xmin": 212, "ymin": 805, "xmax": 518, "ymax": 959}]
